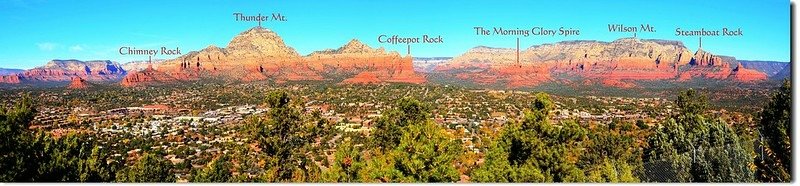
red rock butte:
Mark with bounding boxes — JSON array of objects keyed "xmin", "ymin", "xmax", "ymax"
[
  {"xmin": 67, "ymin": 77, "xmax": 91, "ymax": 89},
  {"xmin": 121, "ymin": 27, "xmax": 425, "ymax": 87}
]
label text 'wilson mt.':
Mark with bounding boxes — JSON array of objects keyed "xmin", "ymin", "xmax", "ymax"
[{"xmin": 607, "ymin": 24, "xmax": 656, "ymax": 33}]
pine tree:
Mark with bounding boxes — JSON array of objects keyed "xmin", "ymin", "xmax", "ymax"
[
  {"xmin": 755, "ymin": 79, "xmax": 792, "ymax": 182},
  {"xmin": 254, "ymin": 91, "xmax": 321, "ymax": 182},
  {"xmin": 192, "ymin": 155, "xmax": 233, "ymax": 182},
  {"xmin": 322, "ymin": 139, "xmax": 366, "ymax": 182},
  {"xmin": 472, "ymin": 93, "xmax": 589, "ymax": 182},
  {"xmin": 324, "ymin": 97, "xmax": 461, "ymax": 182},
  {"xmin": 115, "ymin": 153, "xmax": 175, "ymax": 182},
  {"xmin": 644, "ymin": 89, "xmax": 753, "ymax": 182},
  {"xmin": 0, "ymin": 96, "xmax": 37, "ymax": 181}
]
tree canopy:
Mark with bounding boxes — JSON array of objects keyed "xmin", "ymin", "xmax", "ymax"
[
  {"xmin": 755, "ymin": 79, "xmax": 792, "ymax": 182},
  {"xmin": 115, "ymin": 153, "xmax": 175, "ymax": 182},
  {"xmin": 644, "ymin": 89, "xmax": 753, "ymax": 182},
  {"xmin": 1, "ymin": 96, "xmax": 118, "ymax": 182},
  {"xmin": 472, "ymin": 93, "xmax": 640, "ymax": 183},
  {"xmin": 253, "ymin": 91, "xmax": 322, "ymax": 182},
  {"xmin": 192, "ymin": 155, "xmax": 234, "ymax": 182},
  {"xmin": 325, "ymin": 97, "xmax": 462, "ymax": 182}
]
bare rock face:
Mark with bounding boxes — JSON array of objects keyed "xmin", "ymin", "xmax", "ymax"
[
  {"xmin": 309, "ymin": 39, "xmax": 425, "ymax": 84},
  {"xmin": 729, "ymin": 63, "xmax": 768, "ymax": 82},
  {"xmin": 67, "ymin": 77, "xmax": 90, "ymax": 89},
  {"xmin": 438, "ymin": 38, "xmax": 694, "ymax": 88},
  {"xmin": 341, "ymin": 72, "xmax": 381, "ymax": 84},
  {"xmin": 436, "ymin": 37, "xmax": 765, "ymax": 88},
  {"xmin": 546, "ymin": 38, "xmax": 690, "ymax": 83},
  {"xmin": 0, "ymin": 74, "xmax": 21, "ymax": 84},
  {"xmin": 690, "ymin": 49, "xmax": 726, "ymax": 67},
  {"xmin": 310, "ymin": 39, "xmax": 385, "ymax": 56},
  {"xmin": 225, "ymin": 27, "xmax": 300, "ymax": 60},
  {"xmin": 120, "ymin": 65, "xmax": 174, "ymax": 87},
  {"xmin": 0, "ymin": 60, "xmax": 126, "ymax": 84},
  {"xmin": 122, "ymin": 59, "xmax": 165, "ymax": 72},
  {"xmin": 119, "ymin": 27, "xmax": 425, "ymax": 87}
]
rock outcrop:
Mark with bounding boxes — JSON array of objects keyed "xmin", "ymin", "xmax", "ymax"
[
  {"xmin": 311, "ymin": 39, "xmax": 425, "ymax": 84},
  {"xmin": 2, "ymin": 27, "xmax": 772, "ymax": 89},
  {"xmin": 341, "ymin": 72, "xmax": 382, "ymax": 84},
  {"xmin": 729, "ymin": 63, "xmax": 768, "ymax": 82},
  {"xmin": 121, "ymin": 27, "xmax": 425, "ymax": 87},
  {"xmin": 121, "ymin": 65, "xmax": 173, "ymax": 87},
  {"xmin": 121, "ymin": 59, "xmax": 166, "ymax": 72},
  {"xmin": 434, "ymin": 37, "xmax": 767, "ymax": 88},
  {"xmin": 225, "ymin": 27, "xmax": 300, "ymax": 59},
  {"xmin": 739, "ymin": 60, "xmax": 791, "ymax": 79},
  {"xmin": 67, "ymin": 77, "xmax": 90, "ymax": 89},
  {"xmin": 0, "ymin": 75, "xmax": 21, "ymax": 84}
]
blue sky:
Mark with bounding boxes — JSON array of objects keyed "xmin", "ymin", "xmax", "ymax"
[{"xmin": 0, "ymin": 0, "xmax": 790, "ymax": 69}]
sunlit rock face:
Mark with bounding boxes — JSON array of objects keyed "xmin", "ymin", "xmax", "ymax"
[
  {"xmin": 0, "ymin": 60, "xmax": 127, "ymax": 84},
  {"xmin": 122, "ymin": 27, "xmax": 425, "ymax": 87},
  {"xmin": 434, "ymin": 38, "xmax": 766, "ymax": 88}
]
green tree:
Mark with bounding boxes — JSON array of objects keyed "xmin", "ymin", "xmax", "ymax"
[
  {"xmin": 391, "ymin": 120, "xmax": 462, "ymax": 182},
  {"xmin": 115, "ymin": 153, "xmax": 175, "ymax": 182},
  {"xmin": 644, "ymin": 89, "xmax": 753, "ymax": 182},
  {"xmin": 371, "ymin": 97, "xmax": 461, "ymax": 182},
  {"xmin": 371, "ymin": 97, "xmax": 430, "ymax": 150},
  {"xmin": 192, "ymin": 155, "xmax": 233, "ymax": 182},
  {"xmin": 755, "ymin": 79, "xmax": 792, "ymax": 182},
  {"xmin": 586, "ymin": 159, "xmax": 638, "ymax": 183},
  {"xmin": 0, "ymin": 96, "xmax": 37, "ymax": 181},
  {"xmin": 472, "ymin": 93, "xmax": 588, "ymax": 182},
  {"xmin": 0, "ymin": 96, "xmax": 116, "ymax": 182},
  {"xmin": 33, "ymin": 132, "xmax": 117, "ymax": 182},
  {"xmin": 358, "ymin": 152, "xmax": 407, "ymax": 182},
  {"xmin": 322, "ymin": 139, "xmax": 366, "ymax": 182},
  {"xmin": 254, "ymin": 91, "xmax": 321, "ymax": 182},
  {"xmin": 635, "ymin": 120, "xmax": 648, "ymax": 130},
  {"xmin": 580, "ymin": 123, "xmax": 643, "ymax": 182},
  {"xmin": 77, "ymin": 146, "xmax": 116, "ymax": 182},
  {"xmin": 325, "ymin": 97, "xmax": 461, "ymax": 182}
]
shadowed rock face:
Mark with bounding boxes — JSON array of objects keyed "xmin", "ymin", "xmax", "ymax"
[
  {"xmin": 434, "ymin": 37, "xmax": 767, "ymax": 88},
  {"xmin": 121, "ymin": 27, "xmax": 425, "ymax": 87},
  {"xmin": 0, "ymin": 60, "xmax": 127, "ymax": 84},
  {"xmin": 738, "ymin": 60, "xmax": 790, "ymax": 79}
]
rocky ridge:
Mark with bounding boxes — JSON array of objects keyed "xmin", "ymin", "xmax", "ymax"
[
  {"xmin": 0, "ymin": 68, "xmax": 24, "ymax": 76},
  {"xmin": 0, "ymin": 29, "xmax": 781, "ymax": 89},
  {"xmin": 0, "ymin": 60, "xmax": 126, "ymax": 84},
  {"xmin": 121, "ymin": 27, "xmax": 425, "ymax": 87},
  {"xmin": 434, "ymin": 37, "xmax": 768, "ymax": 88}
]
